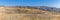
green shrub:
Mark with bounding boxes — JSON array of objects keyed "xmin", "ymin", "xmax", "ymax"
[{"xmin": 31, "ymin": 16, "xmax": 35, "ymax": 20}]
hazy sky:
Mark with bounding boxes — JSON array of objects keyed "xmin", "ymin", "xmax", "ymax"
[
  {"xmin": 0, "ymin": 0, "xmax": 19, "ymax": 6},
  {"xmin": 0, "ymin": 0, "xmax": 60, "ymax": 8}
]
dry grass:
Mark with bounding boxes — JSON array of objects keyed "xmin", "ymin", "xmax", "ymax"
[{"xmin": 0, "ymin": 7, "xmax": 60, "ymax": 20}]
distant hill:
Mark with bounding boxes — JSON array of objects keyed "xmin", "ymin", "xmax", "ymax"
[
  {"xmin": 5, "ymin": 6, "xmax": 60, "ymax": 15},
  {"xmin": 1, "ymin": 6, "xmax": 60, "ymax": 13},
  {"xmin": 15, "ymin": 6, "xmax": 60, "ymax": 12}
]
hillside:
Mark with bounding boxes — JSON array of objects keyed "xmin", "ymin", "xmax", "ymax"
[
  {"xmin": 0, "ymin": 7, "xmax": 60, "ymax": 20},
  {"xmin": 16, "ymin": 6, "xmax": 60, "ymax": 12}
]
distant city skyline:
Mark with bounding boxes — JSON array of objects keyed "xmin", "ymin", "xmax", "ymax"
[{"xmin": 0, "ymin": 0, "xmax": 60, "ymax": 8}]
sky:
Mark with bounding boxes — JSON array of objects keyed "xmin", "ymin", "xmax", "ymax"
[
  {"xmin": 0, "ymin": 0, "xmax": 60, "ymax": 8},
  {"xmin": 0, "ymin": 0, "xmax": 19, "ymax": 6}
]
